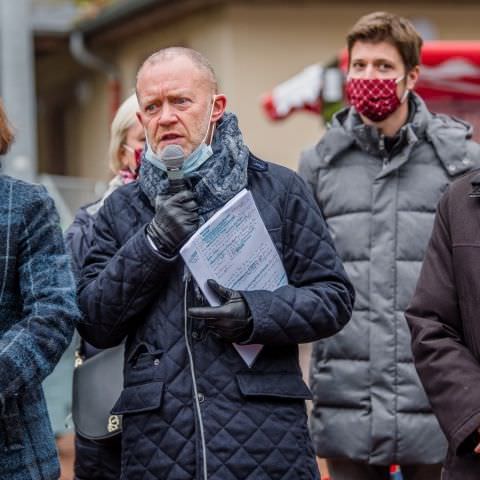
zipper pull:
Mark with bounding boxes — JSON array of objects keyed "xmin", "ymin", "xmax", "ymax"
[
  {"xmin": 379, "ymin": 134, "xmax": 389, "ymax": 169},
  {"xmin": 379, "ymin": 133, "xmax": 385, "ymax": 151},
  {"xmin": 74, "ymin": 349, "xmax": 84, "ymax": 367}
]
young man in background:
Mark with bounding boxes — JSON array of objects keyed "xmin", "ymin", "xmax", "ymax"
[{"xmin": 299, "ymin": 11, "xmax": 480, "ymax": 480}]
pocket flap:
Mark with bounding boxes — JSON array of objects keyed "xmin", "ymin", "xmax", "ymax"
[
  {"xmin": 111, "ymin": 381, "xmax": 164, "ymax": 415},
  {"xmin": 236, "ymin": 373, "xmax": 312, "ymax": 400}
]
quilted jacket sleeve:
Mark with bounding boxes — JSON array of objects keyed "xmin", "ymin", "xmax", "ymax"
[
  {"xmin": 64, "ymin": 206, "xmax": 93, "ymax": 281},
  {"xmin": 241, "ymin": 174, "xmax": 354, "ymax": 345},
  {"xmin": 406, "ymin": 191, "xmax": 480, "ymax": 455},
  {"xmin": 77, "ymin": 197, "xmax": 177, "ymax": 348},
  {"xmin": 0, "ymin": 185, "xmax": 78, "ymax": 397}
]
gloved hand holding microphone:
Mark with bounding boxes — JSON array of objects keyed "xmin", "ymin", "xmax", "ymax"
[
  {"xmin": 146, "ymin": 144, "xmax": 199, "ymax": 256},
  {"xmin": 146, "ymin": 190, "xmax": 199, "ymax": 257},
  {"xmin": 145, "ymin": 145, "xmax": 252, "ymax": 341}
]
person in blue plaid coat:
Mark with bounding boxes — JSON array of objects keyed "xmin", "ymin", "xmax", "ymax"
[{"xmin": 0, "ymin": 100, "xmax": 79, "ymax": 480}]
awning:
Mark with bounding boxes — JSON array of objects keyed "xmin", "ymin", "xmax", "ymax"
[{"xmin": 262, "ymin": 41, "xmax": 480, "ymax": 121}]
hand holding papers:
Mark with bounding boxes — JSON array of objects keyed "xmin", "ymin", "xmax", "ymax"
[
  {"xmin": 180, "ymin": 189, "xmax": 287, "ymax": 367},
  {"xmin": 188, "ymin": 279, "xmax": 254, "ymax": 342}
]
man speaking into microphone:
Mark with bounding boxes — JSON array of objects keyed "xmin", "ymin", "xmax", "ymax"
[{"xmin": 76, "ymin": 47, "xmax": 354, "ymax": 480}]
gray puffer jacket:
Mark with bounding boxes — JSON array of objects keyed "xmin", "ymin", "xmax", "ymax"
[{"xmin": 299, "ymin": 93, "xmax": 480, "ymax": 465}]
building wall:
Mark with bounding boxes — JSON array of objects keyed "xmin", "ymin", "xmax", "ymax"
[
  {"xmin": 37, "ymin": 1, "xmax": 480, "ymax": 180},
  {"xmin": 64, "ymin": 73, "xmax": 110, "ymax": 178},
  {"xmin": 226, "ymin": 2, "xmax": 480, "ymax": 170}
]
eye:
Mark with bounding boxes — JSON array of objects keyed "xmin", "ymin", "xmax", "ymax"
[
  {"xmin": 378, "ymin": 62, "xmax": 393, "ymax": 72},
  {"xmin": 351, "ymin": 61, "xmax": 365, "ymax": 70},
  {"xmin": 174, "ymin": 97, "xmax": 191, "ymax": 106},
  {"xmin": 144, "ymin": 103, "xmax": 157, "ymax": 113}
]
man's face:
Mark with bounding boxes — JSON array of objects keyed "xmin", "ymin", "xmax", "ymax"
[
  {"xmin": 349, "ymin": 40, "xmax": 416, "ymax": 99},
  {"xmin": 136, "ymin": 56, "xmax": 220, "ymax": 157}
]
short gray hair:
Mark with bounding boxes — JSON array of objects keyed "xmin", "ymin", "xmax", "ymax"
[{"xmin": 137, "ymin": 47, "xmax": 218, "ymax": 94}]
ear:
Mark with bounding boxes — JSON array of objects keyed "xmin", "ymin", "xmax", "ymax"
[
  {"xmin": 211, "ymin": 94, "xmax": 227, "ymax": 123},
  {"xmin": 406, "ymin": 65, "xmax": 420, "ymax": 91}
]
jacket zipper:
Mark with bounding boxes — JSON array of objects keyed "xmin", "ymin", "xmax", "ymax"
[
  {"xmin": 184, "ymin": 272, "xmax": 208, "ymax": 480},
  {"xmin": 379, "ymin": 134, "xmax": 389, "ymax": 169}
]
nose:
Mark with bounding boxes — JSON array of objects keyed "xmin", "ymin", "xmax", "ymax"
[
  {"xmin": 157, "ymin": 102, "xmax": 176, "ymax": 125},
  {"xmin": 363, "ymin": 64, "xmax": 376, "ymax": 79}
]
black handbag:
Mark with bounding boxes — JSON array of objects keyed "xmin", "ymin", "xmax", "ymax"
[{"xmin": 72, "ymin": 344, "xmax": 124, "ymax": 441}]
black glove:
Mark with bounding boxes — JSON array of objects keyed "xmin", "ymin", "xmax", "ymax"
[
  {"xmin": 146, "ymin": 190, "xmax": 199, "ymax": 256},
  {"xmin": 188, "ymin": 279, "xmax": 253, "ymax": 342}
]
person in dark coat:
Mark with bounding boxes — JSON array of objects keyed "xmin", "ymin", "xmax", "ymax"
[
  {"xmin": 299, "ymin": 11, "xmax": 480, "ymax": 480},
  {"xmin": 0, "ymin": 99, "xmax": 79, "ymax": 479},
  {"xmin": 406, "ymin": 170, "xmax": 480, "ymax": 479},
  {"xmin": 64, "ymin": 93, "xmax": 144, "ymax": 480},
  {"xmin": 76, "ymin": 47, "xmax": 355, "ymax": 480}
]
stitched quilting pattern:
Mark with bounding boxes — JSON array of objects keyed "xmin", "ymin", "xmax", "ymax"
[{"xmin": 78, "ymin": 162, "xmax": 353, "ymax": 479}]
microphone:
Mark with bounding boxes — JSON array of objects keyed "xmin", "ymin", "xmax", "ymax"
[{"xmin": 160, "ymin": 144, "xmax": 186, "ymax": 194}]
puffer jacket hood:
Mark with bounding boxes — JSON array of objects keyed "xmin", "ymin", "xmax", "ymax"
[{"xmin": 317, "ymin": 93, "xmax": 476, "ymax": 177}]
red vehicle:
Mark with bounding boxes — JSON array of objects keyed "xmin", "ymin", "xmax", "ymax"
[{"xmin": 262, "ymin": 41, "xmax": 480, "ymax": 141}]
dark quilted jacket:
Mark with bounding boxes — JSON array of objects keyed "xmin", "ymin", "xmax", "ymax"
[
  {"xmin": 65, "ymin": 202, "xmax": 121, "ymax": 480},
  {"xmin": 77, "ymin": 156, "xmax": 354, "ymax": 480}
]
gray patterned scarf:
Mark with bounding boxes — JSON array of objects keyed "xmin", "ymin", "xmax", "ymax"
[{"xmin": 139, "ymin": 112, "xmax": 249, "ymax": 216}]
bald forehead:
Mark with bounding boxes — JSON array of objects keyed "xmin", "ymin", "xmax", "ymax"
[{"xmin": 137, "ymin": 49, "xmax": 217, "ymax": 94}]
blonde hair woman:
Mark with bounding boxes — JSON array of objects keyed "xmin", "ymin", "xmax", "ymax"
[
  {"xmin": 64, "ymin": 93, "xmax": 144, "ymax": 480},
  {"xmin": 108, "ymin": 92, "xmax": 144, "ymax": 175}
]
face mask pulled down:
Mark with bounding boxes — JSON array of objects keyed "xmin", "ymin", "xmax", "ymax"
[
  {"xmin": 144, "ymin": 97, "xmax": 216, "ymax": 176},
  {"xmin": 346, "ymin": 76, "xmax": 408, "ymax": 122}
]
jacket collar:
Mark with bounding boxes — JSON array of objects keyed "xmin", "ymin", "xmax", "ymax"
[{"xmin": 316, "ymin": 93, "xmax": 475, "ymax": 177}]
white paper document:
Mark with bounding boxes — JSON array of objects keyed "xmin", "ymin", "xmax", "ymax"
[{"xmin": 180, "ymin": 189, "xmax": 288, "ymax": 367}]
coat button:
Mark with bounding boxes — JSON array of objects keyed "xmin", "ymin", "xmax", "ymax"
[
  {"xmin": 153, "ymin": 359, "xmax": 160, "ymax": 366},
  {"xmin": 448, "ymin": 164, "xmax": 457, "ymax": 173},
  {"xmin": 197, "ymin": 393, "xmax": 205, "ymax": 403},
  {"xmin": 192, "ymin": 331, "xmax": 199, "ymax": 339}
]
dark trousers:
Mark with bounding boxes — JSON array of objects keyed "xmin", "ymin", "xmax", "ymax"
[
  {"xmin": 327, "ymin": 459, "xmax": 442, "ymax": 480},
  {"xmin": 74, "ymin": 433, "xmax": 121, "ymax": 480}
]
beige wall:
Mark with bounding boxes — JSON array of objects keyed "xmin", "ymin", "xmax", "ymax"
[
  {"xmin": 38, "ymin": 1, "xmax": 480, "ymax": 180},
  {"xmin": 226, "ymin": 2, "xmax": 480, "ymax": 170},
  {"xmin": 64, "ymin": 73, "xmax": 110, "ymax": 178}
]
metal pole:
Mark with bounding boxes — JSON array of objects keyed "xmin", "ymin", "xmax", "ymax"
[{"xmin": 0, "ymin": 0, "xmax": 37, "ymax": 182}]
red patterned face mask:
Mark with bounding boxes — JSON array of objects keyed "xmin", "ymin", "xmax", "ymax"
[
  {"xmin": 119, "ymin": 147, "xmax": 143, "ymax": 184},
  {"xmin": 346, "ymin": 77, "xmax": 405, "ymax": 122}
]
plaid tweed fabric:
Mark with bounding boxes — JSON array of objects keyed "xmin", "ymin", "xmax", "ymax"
[{"xmin": 0, "ymin": 175, "xmax": 78, "ymax": 480}]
